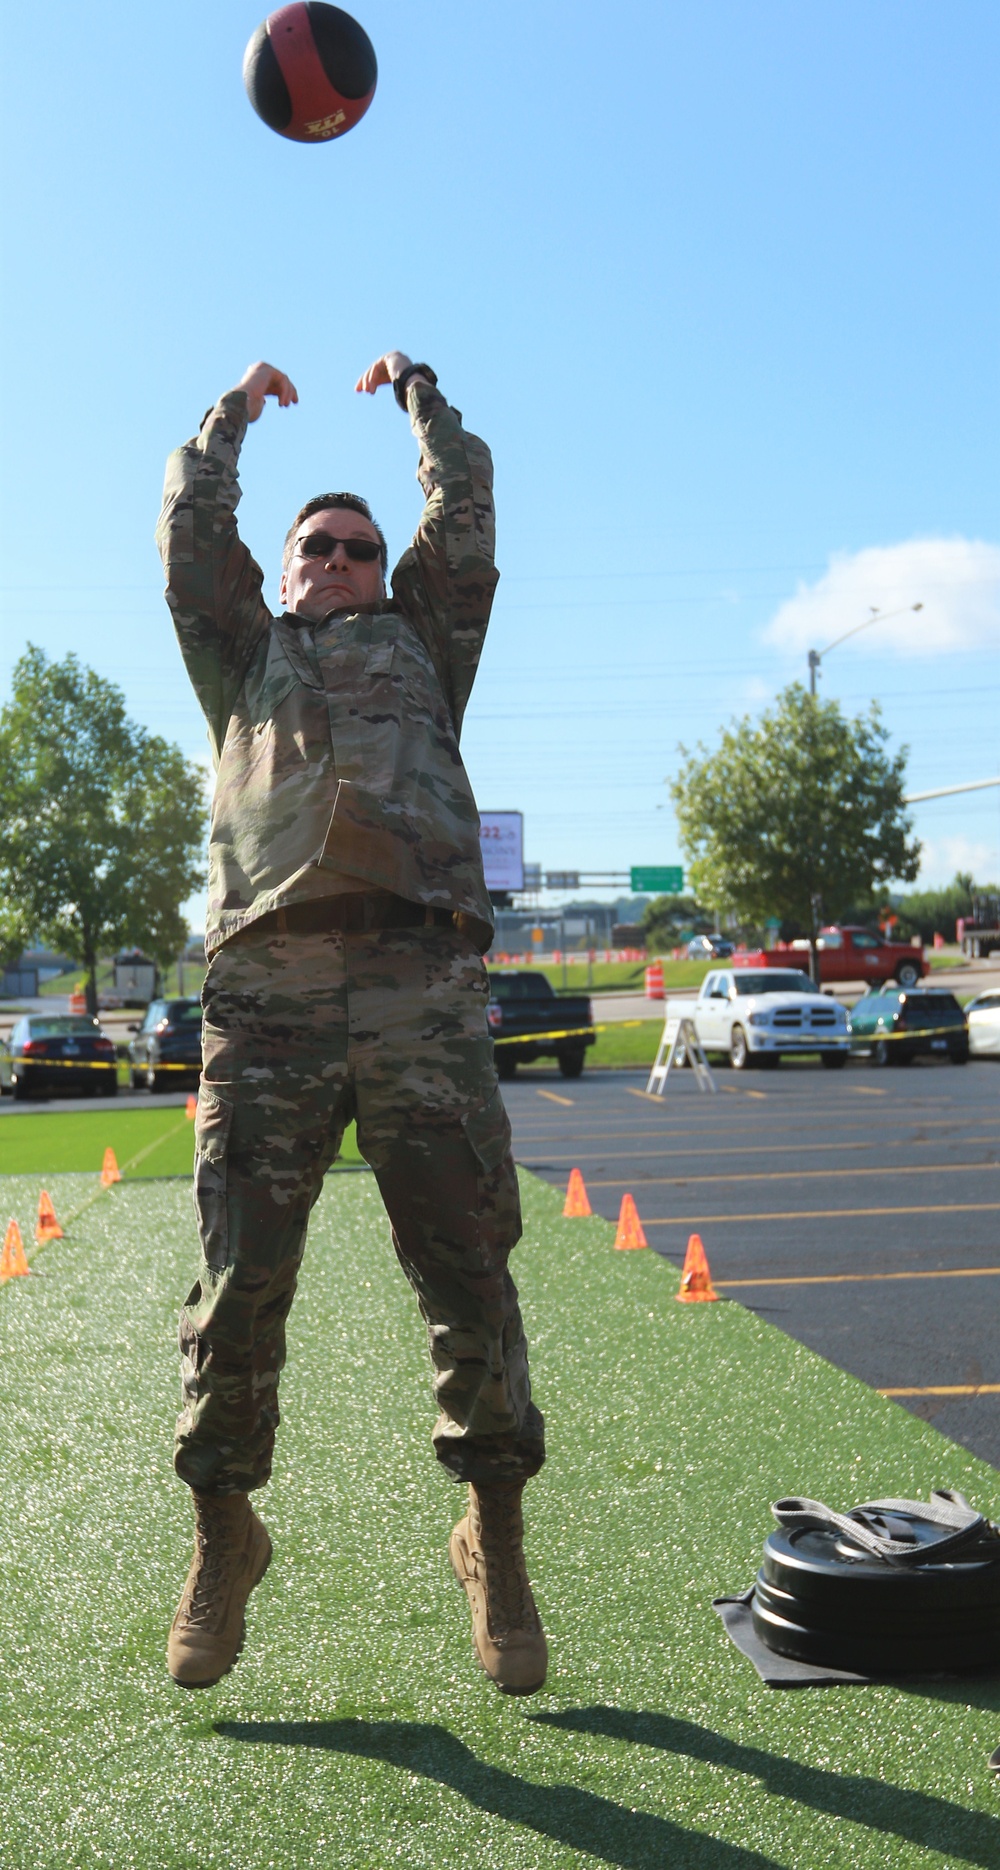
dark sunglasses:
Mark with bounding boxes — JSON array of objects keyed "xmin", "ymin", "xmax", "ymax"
[{"xmin": 296, "ymin": 529, "xmax": 382, "ymax": 564}]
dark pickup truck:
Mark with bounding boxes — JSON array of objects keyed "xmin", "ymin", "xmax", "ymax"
[{"xmin": 487, "ymin": 971, "xmax": 595, "ymax": 1080}]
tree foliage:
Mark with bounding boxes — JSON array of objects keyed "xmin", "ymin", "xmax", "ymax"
[
  {"xmin": 0, "ymin": 645, "xmax": 207, "ymax": 1012},
  {"xmin": 670, "ymin": 683, "xmax": 921, "ymax": 973},
  {"xmin": 896, "ymin": 872, "xmax": 990, "ymax": 945},
  {"xmin": 641, "ymin": 893, "xmax": 708, "ymax": 951}
]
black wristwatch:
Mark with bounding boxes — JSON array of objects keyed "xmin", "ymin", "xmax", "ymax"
[{"xmin": 393, "ymin": 362, "xmax": 438, "ymax": 409}]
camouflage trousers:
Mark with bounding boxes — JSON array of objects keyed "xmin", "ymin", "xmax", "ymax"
[{"xmin": 175, "ymin": 920, "xmax": 545, "ymax": 1496}]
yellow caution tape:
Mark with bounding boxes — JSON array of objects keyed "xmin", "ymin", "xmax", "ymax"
[
  {"xmin": 493, "ymin": 1019, "xmax": 966, "ymax": 1049},
  {"xmin": 14, "ymin": 1057, "xmax": 196, "ymax": 1072}
]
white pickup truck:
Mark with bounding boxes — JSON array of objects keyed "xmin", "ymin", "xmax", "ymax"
[{"xmin": 667, "ymin": 966, "xmax": 852, "ymax": 1070}]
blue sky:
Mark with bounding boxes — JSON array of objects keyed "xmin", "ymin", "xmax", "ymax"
[{"xmin": 2, "ymin": 1, "xmax": 997, "ymax": 923}]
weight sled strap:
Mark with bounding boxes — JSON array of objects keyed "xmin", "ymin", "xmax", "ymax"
[{"xmin": 771, "ymin": 1489, "xmax": 998, "ymax": 1567}]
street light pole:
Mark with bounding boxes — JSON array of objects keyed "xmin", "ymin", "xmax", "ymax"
[{"xmin": 808, "ymin": 602, "xmax": 923, "ymax": 693}]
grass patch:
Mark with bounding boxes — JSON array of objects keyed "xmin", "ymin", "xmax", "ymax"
[
  {"xmin": 0, "ymin": 1110, "xmax": 364, "ymax": 1177},
  {"xmin": 514, "ymin": 1019, "xmax": 665, "ymax": 1074},
  {"xmin": 1, "ymin": 1169, "xmax": 997, "ymax": 1867},
  {"xmin": 489, "ymin": 958, "xmax": 714, "ymax": 993}
]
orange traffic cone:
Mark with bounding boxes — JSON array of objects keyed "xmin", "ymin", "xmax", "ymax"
[
  {"xmin": 563, "ymin": 1168, "xmax": 592, "ymax": 1217},
  {"xmin": 35, "ymin": 1190, "xmax": 63, "ymax": 1243},
  {"xmin": 676, "ymin": 1232, "xmax": 719, "ymax": 1303},
  {"xmin": 1, "ymin": 1218, "xmax": 31, "ymax": 1280},
  {"xmin": 614, "ymin": 1193, "xmax": 648, "ymax": 1251},
  {"xmin": 101, "ymin": 1147, "xmax": 121, "ymax": 1188},
  {"xmin": 185, "ymin": 1094, "xmax": 197, "ymax": 1120}
]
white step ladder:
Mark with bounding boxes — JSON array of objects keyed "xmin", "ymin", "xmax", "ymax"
[{"xmin": 646, "ymin": 1014, "xmax": 716, "ymax": 1096}]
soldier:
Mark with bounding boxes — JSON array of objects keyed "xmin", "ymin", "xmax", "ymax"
[{"xmin": 157, "ymin": 352, "xmax": 546, "ymax": 1695}]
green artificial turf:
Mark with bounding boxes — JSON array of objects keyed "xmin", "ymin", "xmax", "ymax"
[
  {"xmin": 1, "ymin": 1169, "xmax": 998, "ymax": 1868},
  {"xmin": 0, "ymin": 1110, "xmax": 363, "ymax": 1178}
]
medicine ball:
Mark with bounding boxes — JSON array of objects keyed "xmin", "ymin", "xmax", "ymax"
[{"xmin": 243, "ymin": 4, "xmax": 377, "ymax": 143}]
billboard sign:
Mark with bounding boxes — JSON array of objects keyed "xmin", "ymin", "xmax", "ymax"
[{"xmin": 479, "ymin": 812, "xmax": 524, "ymax": 892}]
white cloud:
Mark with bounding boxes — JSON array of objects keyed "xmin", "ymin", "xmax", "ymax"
[
  {"xmin": 763, "ymin": 537, "xmax": 1000, "ymax": 659},
  {"xmin": 915, "ymin": 834, "xmax": 999, "ymax": 888}
]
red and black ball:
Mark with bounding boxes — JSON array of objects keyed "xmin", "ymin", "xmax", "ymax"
[{"xmin": 243, "ymin": 3, "xmax": 377, "ymax": 143}]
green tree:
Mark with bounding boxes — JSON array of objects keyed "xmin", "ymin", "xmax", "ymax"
[
  {"xmin": 641, "ymin": 893, "xmax": 707, "ymax": 952},
  {"xmin": 0, "ymin": 645, "xmax": 207, "ymax": 1013},
  {"xmin": 670, "ymin": 683, "xmax": 921, "ymax": 982},
  {"xmin": 0, "ymin": 902, "xmax": 33, "ymax": 979},
  {"xmin": 895, "ymin": 872, "xmax": 987, "ymax": 945}
]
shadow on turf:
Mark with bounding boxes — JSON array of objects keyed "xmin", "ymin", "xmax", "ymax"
[
  {"xmin": 531, "ymin": 1708, "xmax": 1000, "ymax": 1864},
  {"xmin": 215, "ymin": 1717, "xmax": 786, "ymax": 1868}
]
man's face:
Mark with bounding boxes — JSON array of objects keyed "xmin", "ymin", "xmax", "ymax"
[{"xmin": 280, "ymin": 508, "xmax": 385, "ymax": 620}]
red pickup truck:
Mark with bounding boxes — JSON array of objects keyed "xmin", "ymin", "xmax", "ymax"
[{"xmin": 734, "ymin": 925, "xmax": 925, "ymax": 989}]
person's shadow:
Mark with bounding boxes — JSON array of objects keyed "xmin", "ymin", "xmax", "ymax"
[{"xmin": 215, "ymin": 1707, "xmax": 998, "ymax": 1869}]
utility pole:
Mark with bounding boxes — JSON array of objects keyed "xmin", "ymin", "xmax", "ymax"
[{"xmin": 808, "ymin": 602, "xmax": 923, "ymax": 693}]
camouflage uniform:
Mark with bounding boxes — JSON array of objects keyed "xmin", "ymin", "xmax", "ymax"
[{"xmin": 157, "ymin": 378, "xmax": 544, "ymax": 1495}]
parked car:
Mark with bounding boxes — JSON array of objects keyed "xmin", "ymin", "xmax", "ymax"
[
  {"xmin": 487, "ymin": 971, "xmax": 594, "ymax": 1079},
  {"xmin": 966, "ymin": 990, "xmax": 1000, "ymax": 1058},
  {"xmin": 848, "ymin": 987, "xmax": 969, "ymax": 1065},
  {"xmin": 0, "ymin": 1014, "xmax": 118, "ymax": 1100},
  {"xmin": 687, "ymin": 933, "xmax": 735, "ymax": 960},
  {"xmin": 736, "ymin": 925, "xmax": 925, "ymax": 988},
  {"xmin": 669, "ymin": 968, "xmax": 851, "ymax": 1069},
  {"xmin": 128, "ymin": 997, "xmax": 203, "ymax": 1092}
]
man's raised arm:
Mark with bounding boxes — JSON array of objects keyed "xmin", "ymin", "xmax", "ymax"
[
  {"xmin": 357, "ymin": 351, "xmax": 499, "ymax": 738},
  {"xmin": 156, "ymin": 363, "xmax": 297, "ymax": 760}
]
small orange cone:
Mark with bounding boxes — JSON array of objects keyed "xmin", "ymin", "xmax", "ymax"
[
  {"xmin": 614, "ymin": 1193, "xmax": 648, "ymax": 1251},
  {"xmin": 35, "ymin": 1190, "xmax": 63, "ymax": 1243},
  {"xmin": 563, "ymin": 1168, "xmax": 592, "ymax": 1217},
  {"xmin": 185, "ymin": 1094, "xmax": 197, "ymax": 1120},
  {"xmin": 101, "ymin": 1147, "xmax": 121, "ymax": 1188},
  {"xmin": 1, "ymin": 1218, "xmax": 31, "ymax": 1280},
  {"xmin": 676, "ymin": 1232, "xmax": 719, "ymax": 1303}
]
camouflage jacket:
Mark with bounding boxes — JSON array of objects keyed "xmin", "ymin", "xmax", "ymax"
[{"xmin": 157, "ymin": 379, "xmax": 498, "ymax": 956}]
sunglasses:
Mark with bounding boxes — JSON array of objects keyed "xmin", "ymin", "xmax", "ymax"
[{"xmin": 296, "ymin": 530, "xmax": 382, "ymax": 564}]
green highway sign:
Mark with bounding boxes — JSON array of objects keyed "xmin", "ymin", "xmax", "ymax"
[{"xmin": 631, "ymin": 866, "xmax": 684, "ymax": 893}]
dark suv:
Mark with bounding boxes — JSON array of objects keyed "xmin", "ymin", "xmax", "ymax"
[
  {"xmin": 849, "ymin": 987, "xmax": 969, "ymax": 1065},
  {"xmin": 0, "ymin": 1014, "xmax": 118, "ymax": 1100},
  {"xmin": 128, "ymin": 998, "xmax": 203, "ymax": 1092}
]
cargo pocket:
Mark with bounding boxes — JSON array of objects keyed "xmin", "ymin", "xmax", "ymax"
[
  {"xmin": 193, "ymin": 1084, "xmax": 235, "ymax": 1271},
  {"xmin": 461, "ymin": 1085, "xmax": 513, "ymax": 1175}
]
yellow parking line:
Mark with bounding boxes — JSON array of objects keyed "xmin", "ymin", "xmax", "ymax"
[
  {"xmin": 536, "ymin": 1089, "xmax": 574, "ymax": 1107},
  {"xmin": 591, "ymin": 1160, "xmax": 994, "ymax": 1190},
  {"xmin": 519, "ymin": 1136, "xmax": 1000, "ymax": 1164},
  {"xmin": 641, "ymin": 1203, "xmax": 1000, "ymax": 1225},
  {"xmin": 880, "ymin": 1385, "xmax": 1000, "ymax": 1397},
  {"xmin": 717, "ymin": 1266, "xmax": 1000, "ymax": 1289}
]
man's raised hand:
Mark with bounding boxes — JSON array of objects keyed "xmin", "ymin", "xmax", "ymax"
[
  {"xmin": 355, "ymin": 352, "xmax": 412, "ymax": 395},
  {"xmin": 236, "ymin": 362, "xmax": 299, "ymax": 422}
]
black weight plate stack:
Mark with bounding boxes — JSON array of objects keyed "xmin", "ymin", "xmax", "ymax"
[{"xmin": 751, "ymin": 1514, "xmax": 1000, "ymax": 1675}]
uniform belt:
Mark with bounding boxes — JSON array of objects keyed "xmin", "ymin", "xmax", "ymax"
[{"xmin": 262, "ymin": 893, "xmax": 455, "ymax": 937}]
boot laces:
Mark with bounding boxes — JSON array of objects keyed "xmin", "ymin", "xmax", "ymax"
[
  {"xmin": 182, "ymin": 1502, "xmax": 241, "ymax": 1626},
  {"xmin": 476, "ymin": 1495, "xmax": 532, "ymax": 1633}
]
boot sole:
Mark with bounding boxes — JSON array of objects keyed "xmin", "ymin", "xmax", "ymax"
[
  {"xmin": 449, "ymin": 1527, "xmax": 547, "ymax": 1697},
  {"xmin": 169, "ymin": 1529, "xmax": 272, "ymax": 1690}
]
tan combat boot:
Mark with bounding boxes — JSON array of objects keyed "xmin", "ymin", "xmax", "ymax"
[
  {"xmin": 449, "ymin": 1481, "xmax": 548, "ymax": 1695},
  {"xmin": 167, "ymin": 1491, "xmax": 272, "ymax": 1688}
]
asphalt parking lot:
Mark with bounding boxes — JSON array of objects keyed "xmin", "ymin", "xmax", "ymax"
[{"xmin": 502, "ymin": 1057, "xmax": 1000, "ymax": 1469}]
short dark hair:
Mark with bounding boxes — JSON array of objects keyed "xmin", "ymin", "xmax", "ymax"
[{"xmin": 283, "ymin": 492, "xmax": 388, "ymax": 574}]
